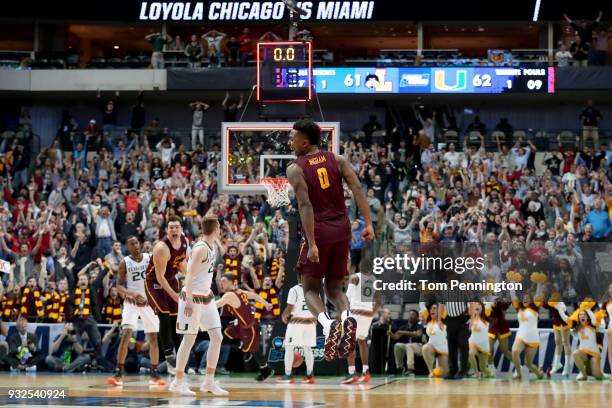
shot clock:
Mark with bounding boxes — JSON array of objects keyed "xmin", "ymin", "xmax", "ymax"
[{"xmin": 257, "ymin": 41, "xmax": 312, "ymax": 102}]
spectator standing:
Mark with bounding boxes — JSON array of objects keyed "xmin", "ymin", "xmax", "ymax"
[
  {"xmin": 225, "ymin": 36, "xmax": 241, "ymax": 66},
  {"xmin": 167, "ymin": 35, "xmax": 185, "ymax": 52},
  {"xmin": 184, "ymin": 35, "xmax": 204, "ymax": 68},
  {"xmin": 584, "ymin": 199, "xmax": 612, "ymax": 241},
  {"xmin": 93, "ymin": 206, "xmax": 116, "ymax": 259},
  {"xmin": 97, "ymin": 91, "xmax": 120, "ymax": 140},
  {"xmin": 130, "ymin": 91, "xmax": 146, "ymax": 140},
  {"xmin": 189, "ymin": 101, "xmax": 210, "ymax": 149},
  {"xmin": 555, "ymin": 43, "xmax": 573, "ymax": 67},
  {"xmin": 569, "ymin": 34, "xmax": 589, "ymax": 67},
  {"xmin": 238, "ymin": 28, "xmax": 253, "ymax": 66},
  {"xmin": 593, "ymin": 29, "xmax": 610, "ymax": 66},
  {"xmin": 222, "ymin": 92, "xmax": 244, "ymax": 122},
  {"xmin": 202, "ymin": 30, "xmax": 227, "ymax": 67},
  {"xmin": 580, "ymin": 99, "xmax": 602, "ymax": 148},
  {"xmin": 70, "ymin": 264, "xmax": 112, "ymax": 370},
  {"xmin": 145, "ymin": 32, "xmax": 172, "ymax": 69},
  {"xmin": 564, "ymin": 11, "xmax": 603, "ymax": 65}
]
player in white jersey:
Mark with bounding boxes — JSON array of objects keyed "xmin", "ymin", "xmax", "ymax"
[
  {"xmin": 170, "ymin": 216, "xmax": 228, "ymax": 396},
  {"xmin": 108, "ymin": 236, "xmax": 164, "ymax": 386},
  {"xmin": 341, "ymin": 270, "xmax": 380, "ymax": 384},
  {"xmin": 277, "ymin": 277, "xmax": 317, "ymax": 384}
]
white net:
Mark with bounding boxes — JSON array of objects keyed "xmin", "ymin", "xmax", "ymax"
[{"xmin": 261, "ymin": 178, "xmax": 291, "ymax": 207}]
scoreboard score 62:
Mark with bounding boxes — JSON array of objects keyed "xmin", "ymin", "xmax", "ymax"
[{"xmin": 257, "ymin": 42, "xmax": 312, "ymax": 102}]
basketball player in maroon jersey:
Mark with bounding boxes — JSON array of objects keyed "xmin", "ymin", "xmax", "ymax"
[
  {"xmin": 145, "ymin": 215, "xmax": 189, "ymax": 374},
  {"xmin": 286, "ymin": 119, "xmax": 375, "ymax": 361},
  {"xmin": 216, "ymin": 273, "xmax": 275, "ymax": 381}
]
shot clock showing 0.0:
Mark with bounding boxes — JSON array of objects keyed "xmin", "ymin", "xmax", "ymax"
[{"xmin": 257, "ymin": 42, "xmax": 313, "ymax": 102}]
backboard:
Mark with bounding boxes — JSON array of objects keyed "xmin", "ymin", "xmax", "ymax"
[{"xmin": 219, "ymin": 122, "xmax": 340, "ymax": 195}]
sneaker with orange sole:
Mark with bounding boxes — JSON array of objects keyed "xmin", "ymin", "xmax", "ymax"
[
  {"xmin": 107, "ymin": 376, "xmax": 123, "ymax": 386},
  {"xmin": 357, "ymin": 372, "xmax": 371, "ymax": 383},
  {"xmin": 301, "ymin": 375, "xmax": 315, "ymax": 384},
  {"xmin": 149, "ymin": 376, "xmax": 166, "ymax": 386},
  {"xmin": 340, "ymin": 374, "xmax": 359, "ymax": 384}
]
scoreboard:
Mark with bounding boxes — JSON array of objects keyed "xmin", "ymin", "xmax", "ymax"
[
  {"xmin": 313, "ymin": 67, "xmax": 555, "ymax": 94},
  {"xmin": 257, "ymin": 42, "xmax": 312, "ymax": 102}
]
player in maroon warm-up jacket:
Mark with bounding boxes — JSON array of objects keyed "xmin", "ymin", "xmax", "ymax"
[{"xmin": 286, "ymin": 119, "xmax": 374, "ymax": 361}]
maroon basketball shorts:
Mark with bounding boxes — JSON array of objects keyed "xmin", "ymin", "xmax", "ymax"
[
  {"xmin": 224, "ymin": 323, "xmax": 260, "ymax": 353},
  {"xmin": 145, "ymin": 280, "xmax": 178, "ymax": 316},
  {"xmin": 295, "ymin": 238, "xmax": 350, "ymax": 281}
]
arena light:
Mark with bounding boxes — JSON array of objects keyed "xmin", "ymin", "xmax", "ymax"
[{"xmin": 532, "ymin": 0, "xmax": 541, "ymax": 21}]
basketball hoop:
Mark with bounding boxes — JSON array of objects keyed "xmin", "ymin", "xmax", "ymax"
[{"xmin": 261, "ymin": 178, "xmax": 291, "ymax": 207}]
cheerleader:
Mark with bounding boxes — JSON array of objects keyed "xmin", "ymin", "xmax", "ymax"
[
  {"xmin": 486, "ymin": 296, "xmax": 513, "ymax": 374},
  {"xmin": 543, "ymin": 286, "xmax": 571, "ymax": 376},
  {"xmin": 421, "ymin": 303, "xmax": 448, "ymax": 378},
  {"xmin": 510, "ymin": 284, "xmax": 544, "ymax": 380},
  {"xmin": 602, "ymin": 283, "xmax": 612, "ymax": 376},
  {"xmin": 468, "ymin": 302, "xmax": 491, "ymax": 378},
  {"xmin": 554, "ymin": 302, "xmax": 604, "ymax": 381}
]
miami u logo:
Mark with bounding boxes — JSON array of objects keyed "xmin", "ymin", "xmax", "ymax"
[
  {"xmin": 434, "ymin": 70, "xmax": 467, "ymax": 91},
  {"xmin": 177, "ymin": 322, "xmax": 189, "ymax": 331}
]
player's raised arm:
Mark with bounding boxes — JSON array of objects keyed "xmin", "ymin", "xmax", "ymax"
[
  {"xmin": 287, "ymin": 163, "xmax": 318, "ymax": 262},
  {"xmin": 152, "ymin": 242, "xmax": 178, "ymax": 303},
  {"xmin": 336, "ymin": 154, "xmax": 375, "ymax": 241}
]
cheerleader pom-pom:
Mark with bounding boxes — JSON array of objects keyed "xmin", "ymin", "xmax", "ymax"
[
  {"xmin": 506, "ymin": 271, "xmax": 522, "ymax": 283},
  {"xmin": 530, "ymin": 272, "xmax": 547, "ymax": 284},
  {"xmin": 579, "ymin": 297, "xmax": 596, "ymax": 311}
]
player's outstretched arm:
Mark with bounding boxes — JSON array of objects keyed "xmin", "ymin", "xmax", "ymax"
[
  {"xmin": 152, "ymin": 242, "xmax": 178, "ymax": 303},
  {"xmin": 336, "ymin": 154, "xmax": 375, "ymax": 240},
  {"xmin": 215, "ymin": 292, "xmax": 237, "ymax": 309},
  {"xmin": 244, "ymin": 290, "xmax": 273, "ymax": 310},
  {"xmin": 287, "ymin": 163, "xmax": 318, "ymax": 262}
]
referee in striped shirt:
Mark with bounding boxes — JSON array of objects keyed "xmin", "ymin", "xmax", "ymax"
[{"xmin": 442, "ymin": 288, "xmax": 471, "ymax": 380}]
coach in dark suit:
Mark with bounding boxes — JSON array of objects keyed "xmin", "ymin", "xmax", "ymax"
[{"xmin": 5, "ymin": 316, "xmax": 44, "ymax": 371}]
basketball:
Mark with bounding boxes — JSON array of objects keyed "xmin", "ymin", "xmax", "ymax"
[
  {"xmin": 292, "ymin": 351, "xmax": 304, "ymax": 368},
  {"xmin": 432, "ymin": 367, "xmax": 443, "ymax": 378}
]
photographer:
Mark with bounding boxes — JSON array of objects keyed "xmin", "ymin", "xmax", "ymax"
[{"xmin": 45, "ymin": 322, "xmax": 91, "ymax": 372}]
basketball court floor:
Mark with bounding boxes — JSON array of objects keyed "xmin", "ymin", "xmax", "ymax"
[{"xmin": 1, "ymin": 373, "xmax": 611, "ymax": 407}]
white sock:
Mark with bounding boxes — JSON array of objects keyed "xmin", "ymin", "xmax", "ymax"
[
  {"xmin": 348, "ymin": 365, "xmax": 355, "ymax": 375},
  {"xmin": 552, "ymin": 353, "xmax": 561, "ymax": 367},
  {"xmin": 362, "ymin": 364, "xmax": 369, "ymax": 374},
  {"xmin": 341, "ymin": 310, "xmax": 350, "ymax": 322},
  {"xmin": 204, "ymin": 372, "xmax": 215, "ymax": 383},
  {"xmin": 318, "ymin": 312, "xmax": 333, "ymax": 331},
  {"xmin": 284, "ymin": 346, "xmax": 294, "ymax": 376},
  {"xmin": 304, "ymin": 347, "xmax": 314, "ymax": 376}
]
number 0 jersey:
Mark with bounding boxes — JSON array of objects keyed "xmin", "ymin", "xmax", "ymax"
[
  {"xmin": 287, "ymin": 284, "xmax": 315, "ymax": 319},
  {"xmin": 188, "ymin": 240, "xmax": 216, "ymax": 295},
  {"xmin": 125, "ymin": 253, "xmax": 151, "ymax": 297},
  {"xmin": 293, "ymin": 151, "xmax": 351, "ymax": 244}
]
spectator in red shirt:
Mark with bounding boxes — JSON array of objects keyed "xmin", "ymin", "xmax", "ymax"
[{"xmin": 238, "ymin": 28, "xmax": 252, "ymax": 66}]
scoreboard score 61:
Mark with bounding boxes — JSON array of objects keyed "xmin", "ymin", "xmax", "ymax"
[{"xmin": 313, "ymin": 67, "xmax": 555, "ymax": 94}]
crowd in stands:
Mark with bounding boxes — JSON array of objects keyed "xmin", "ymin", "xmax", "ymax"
[{"xmin": 0, "ymin": 90, "xmax": 610, "ymax": 374}]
